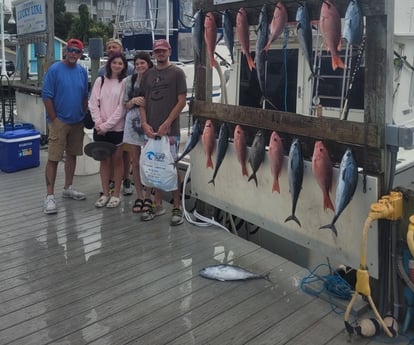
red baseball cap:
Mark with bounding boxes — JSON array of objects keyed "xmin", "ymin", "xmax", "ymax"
[
  {"xmin": 67, "ymin": 38, "xmax": 84, "ymax": 50},
  {"xmin": 153, "ymin": 39, "xmax": 171, "ymax": 51}
]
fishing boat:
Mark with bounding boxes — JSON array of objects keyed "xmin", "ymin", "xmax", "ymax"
[{"xmin": 113, "ymin": 0, "xmax": 232, "ymax": 114}]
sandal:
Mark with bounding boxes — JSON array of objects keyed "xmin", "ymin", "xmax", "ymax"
[
  {"xmin": 106, "ymin": 196, "xmax": 121, "ymax": 208},
  {"xmin": 142, "ymin": 198, "xmax": 153, "ymax": 212},
  {"xmin": 95, "ymin": 195, "xmax": 110, "ymax": 208},
  {"xmin": 132, "ymin": 199, "xmax": 144, "ymax": 213}
]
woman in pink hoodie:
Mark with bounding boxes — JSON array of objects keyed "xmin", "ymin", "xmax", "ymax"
[{"xmin": 89, "ymin": 52, "xmax": 128, "ymax": 208}]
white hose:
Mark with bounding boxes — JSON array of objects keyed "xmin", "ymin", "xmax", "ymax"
[{"xmin": 181, "ymin": 164, "xmax": 230, "ymax": 232}]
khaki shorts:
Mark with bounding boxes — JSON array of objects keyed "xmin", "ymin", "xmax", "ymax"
[{"xmin": 47, "ymin": 119, "xmax": 84, "ymax": 162}]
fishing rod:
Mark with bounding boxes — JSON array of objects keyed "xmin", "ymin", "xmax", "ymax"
[{"xmin": 340, "ymin": 37, "xmax": 366, "ymax": 121}]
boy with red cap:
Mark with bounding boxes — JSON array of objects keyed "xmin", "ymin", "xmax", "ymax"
[
  {"xmin": 139, "ymin": 39, "xmax": 187, "ymax": 226},
  {"xmin": 42, "ymin": 38, "xmax": 89, "ymax": 214}
]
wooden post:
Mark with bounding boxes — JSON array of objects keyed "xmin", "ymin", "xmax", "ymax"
[{"xmin": 45, "ymin": 0, "xmax": 55, "ymax": 72}]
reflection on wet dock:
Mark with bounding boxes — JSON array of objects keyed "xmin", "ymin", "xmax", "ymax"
[{"xmin": 0, "ymin": 150, "xmax": 409, "ymax": 344}]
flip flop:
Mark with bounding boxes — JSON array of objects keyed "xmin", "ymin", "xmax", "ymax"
[
  {"xmin": 132, "ymin": 199, "xmax": 144, "ymax": 213},
  {"xmin": 142, "ymin": 198, "xmax": 153, "ymax": 212}
]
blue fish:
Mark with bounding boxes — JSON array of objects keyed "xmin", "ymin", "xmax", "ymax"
[
  {"xmin": 175, "ymin": 119, "xmax": 202, "ymax": 164},
  {"xmin": 285, "ymin": 138, "xmax": 304, "ymax": 227},
  {"xmin": 222, "ymin": 9, "xmax": 234, "ymax": 64},
  {"xmin": 296, "ymin": 3, "xmax": 316, "ymax": 78},
  {"xmin": 255, "ymin": 4, "xmax": 269, "ymax": 99},
  {"xmin": 192, "ymin": 9, "xmax": 204, "ymax": 61},
  {"xmin": 320, "ymin": 148, "xmax": 358, "ymax": 236},
  {"xmin": 344, "ymin": 0, "xmax": 363, "ymax": 46},
  {"xmin": 208, "ymin": 123, "xmax": 229, "ymax": 185},
  {"xmin": 248, "ymin": 130, "xmax": 266, "ymax": 187}
]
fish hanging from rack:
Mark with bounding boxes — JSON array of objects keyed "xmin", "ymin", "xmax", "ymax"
[
  {"xmin": 264, "ymin": 2, "xmax": 288, "ymax": 52},
  {"xmin": 312, "ymin": 141, "xmax": 334, "ymax": 212},
  {"xmin": 202, "ymin": 119, "xmax": 216, "ymax": 169},
  {"xmin": 192, "ymin": 9, "xmax": 204, "ymax": 62},
  {"xmin": 174, "ymin": 119, "xmax": 202, "ymax": 166},
  {"xmin": 268, "ymin": 131, "xmax": 284, "ymax": 193},
  {"xmin": 296, "ymin": 2, "xmax": 317, "ymax": 78},
  {"xmin": 222, "ymin": 9, "xmax": 235, "ymax": 64},
  {"xmin": 320, "ymin": 148, "xmax": 358, "ymax": 236},
  {"xmin": 204, "ymin": 11, "xmax": 218, "ymax": 68},
  {"xmin": 209, "ymin": 122, "xmax": 229, "ymax": 185},
  {"xmin": 343, "ymin": 0, "xmax": 364, "ymax": 47},
  {"xmin": 285, "ymin": 138, "xmax": 304, "ymax": 227},
  {"xmin": 234, "ymin": 125, "xmax": 248, "ymax": 177},
  {"xmin": 320, "ymin": 0, "xmax": 346, "ymax": 71},
  {"xmin": 248, "ymin": 130, "xmax": 266, "ymax": 187},
  {"xmin": 236, "ymin": 7, "xmax": 255, "ymax": 71}
]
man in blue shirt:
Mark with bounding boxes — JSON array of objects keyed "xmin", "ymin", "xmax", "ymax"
[{"xmin": 42, "ymin": 38, "xmax": 89, "ymax": 214}]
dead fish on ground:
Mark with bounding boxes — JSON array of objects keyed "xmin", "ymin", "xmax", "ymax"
[
  {"xmin": 248, "ymin": 130, "xmax": 266, "ymax": 187},
  {"xmin": 285, "ymin": 138, "xmax": 304, "ymax": 227},
  {"xmin": 209, "ymin": 122, "xmax": 229, "ymax": 185},
  {"xmin": 320, "ymin": 148, "xmax": 358, "ymax": 236},
  {"xmin": 199, "ymin": 264, "xmax": 270, "ymax": 282},
  {"xmin": 174, "ymin": 119, "xmax": 202, "ymax": 165}
]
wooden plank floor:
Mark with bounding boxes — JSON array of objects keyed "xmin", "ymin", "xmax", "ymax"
[{"xmin": 0, "ymin": 149, "xmax": 410, "ymax": 345}]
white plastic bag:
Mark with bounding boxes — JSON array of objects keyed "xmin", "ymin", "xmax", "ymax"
[{"xmin": 140, "ymin": 136, "xmax": 178, "ymax": 191}]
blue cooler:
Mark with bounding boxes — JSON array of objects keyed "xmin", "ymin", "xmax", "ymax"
[{"xmin": 0, "ymin": 129, "xmax": 41, "ymax": 173}]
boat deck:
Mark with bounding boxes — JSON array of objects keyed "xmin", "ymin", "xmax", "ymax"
[{"xmin": 0, "ymin": 149, "xmax": 410, "ymax": 345}]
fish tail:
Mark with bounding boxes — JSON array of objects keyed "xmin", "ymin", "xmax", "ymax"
[
  {"xmin": 323, "ymin": 195, "xmax": 335, "ymax": 212},
  {"xmin": 319, "ymin": 223, "xmax": 338, "ymax": 237},
  {"xmin": 284, "ymin": 214, "xmax": 301, "ymax": 227},
  {"xmin": 208, "ymin": 178, "xmax": 215, "ymax": 186},
  {"xmin": 246, "ymin": 55, "xmax": 256, "ymax": 71},
  {"xmin": 263, "ymin": 273, "xmax": 272, "ymax": 282},
  {"xmin": 242, "ymin": 165, "xmax": 248, "ymax": 177},
  {"xmin": 272, "ymin": 179, "xmax": 280, "ymax": 193},
  {"xmin": 247, "ymin": 173, "xmax": 258, "ymax": 187},
  {"xmin": 210, "ymin": 58, "xmax": 217, "ymax": 69},
  {"xmin": 332, "ymin": 55, "xmax": 345, "ymax": 71},
  {"xmin": 206, "ymin": 157, "xmax": 214, "ymax": 169}
]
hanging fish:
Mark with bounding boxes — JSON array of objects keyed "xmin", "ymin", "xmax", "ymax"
[
  {"xmin": 264, "ymin": 2, "xmax": 288, "ymax": 52},
  {"xmin": 320, "ymin": 148, "xmax": 358, "ymax": 236},
  {"xmin": 204, "ymin": 11, "xmax": 218, "ymax": 68},
  {"xmin": 312, "ymin": 141, "xmax": 334, "ymax": 212},
  {"xmin": 192, "ymin": 9, "xmax": 204, "ymax": 62},
  {"xmin": 255, "ymin": 4, "xmax": 269, "ymax": 102},
  {"xmin": 248, "ymin": 130, "xmax": 266, "ymax": 187},
  {"xmin": 222, "ymin": 9, "xmax": 235, "ymax": 64},
  {"xmin": 200, "ymin": 264, "xmax": 270, "ymax": 282},
  {"xmin": 344, "ymin": 0, "xmax": 363, "ymax": 46},
  {"xmin": 285, "ymin": 138, "xmax": 304, "ymax": 227},
  {"xmin": 202, "ymin": 120, "xmax": 216, "ymax": 169},
  {"xmin": 175, "ymin": 119, "xmax": 202, "ymax": 165},
  {"xmin": 296, "ymin": 3, "xmax": 316, "ymax": 78},
  {"xmin": 209, "ymin": 122, "xmax": 229, "ymax": 185},
  {"xmin": 320, "ymin": 0, "xmax": 345, "ymax": 71},
  {"xmin": 268, "ymin": 131, "xmax": 284, "ymax": 193},
  {"xmin": 236, "ymin": 8, "xmax": 255, "ymax": 71},
  {"xmin": 234, "ymin": 124, "xmax": 248, "ymax": 177}
]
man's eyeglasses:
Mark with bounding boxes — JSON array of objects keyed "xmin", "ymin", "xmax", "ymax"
[{"xmin": 67, "ymin": 47, "xmax": 82, "ymax": 54}]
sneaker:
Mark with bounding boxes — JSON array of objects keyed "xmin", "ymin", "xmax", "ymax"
[
  {"xmin": 141, "ymin": 204, "xmax": 166, "ymax": 221},
  {"xmin": 62, "ymin": 186, "xmax": 86, "ymax": 200},
  {"xmin": 122, "ymin": 178, "xmax": 133, "ymax": 196},
  {"xmin": 170, "ymin": 208, "xmax": 184, "ymax": 226},
  {"xmin": 43, "ymin": 195, "xmax": 57, "ymax": 214}
]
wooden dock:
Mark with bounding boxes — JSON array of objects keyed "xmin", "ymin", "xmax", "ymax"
[{"xmin": 0, "ymin": 149, "xmax": 409, "ymax": 345}]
